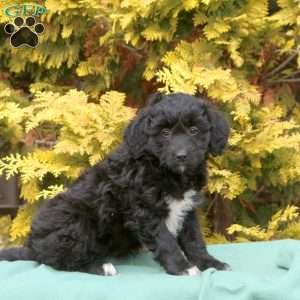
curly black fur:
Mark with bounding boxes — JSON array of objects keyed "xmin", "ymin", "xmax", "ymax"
[{"xmin": 0, "ymin": 93, "xmax": 230, "ymax": 275}]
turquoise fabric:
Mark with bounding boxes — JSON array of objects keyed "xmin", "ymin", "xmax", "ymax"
[{"xmin": 1, "ymin": 239, "xmax": 300, "ymax": 300}]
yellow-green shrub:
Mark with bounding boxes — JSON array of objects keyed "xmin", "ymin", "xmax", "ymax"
[
  {"xmin": 0, "ymin": 89, "xmax": 135, "ymax": 244},
  {"xmin": 1, "ymin": 0, "xmax": 300, "ymax": 243}
]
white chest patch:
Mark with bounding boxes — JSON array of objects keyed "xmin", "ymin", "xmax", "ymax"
[{"xmin": 165, "ymin": 189, "xmax": 197, "ymax": 237}]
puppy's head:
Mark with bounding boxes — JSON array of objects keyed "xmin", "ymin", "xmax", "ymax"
[{"xmin": 124, "ymin": 93, "xmax": 230, "ymax": 174}]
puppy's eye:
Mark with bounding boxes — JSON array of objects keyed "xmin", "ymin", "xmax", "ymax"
[
  {"xmin": 189, "ymin": 126, "xmax": 199, "ymax": 135},
  {"xmin": 161, "ymin": 128, "xmax": 171, "ymax": 137}
]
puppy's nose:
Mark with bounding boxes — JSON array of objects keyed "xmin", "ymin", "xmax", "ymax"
[{"xmin": 176, "ymin": 150, "xmax": 187, "ymax": 162}]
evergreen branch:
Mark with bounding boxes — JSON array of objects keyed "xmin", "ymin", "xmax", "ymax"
[
  {"xmin": 268, "ymin": 78, "xmax": 300, "ymax": 84},
  {"xmin": 118, "ymin": 42, "xmax": 146, "ymax": 56},
  {"xmin": 284, "ymin": 70, "xmax": 300, "ymax": 79},
  {"xmin": 264, "ymin": 50, "xmax": 299, "ymax": 79}
]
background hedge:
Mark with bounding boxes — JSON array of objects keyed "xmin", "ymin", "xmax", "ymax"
[{"xmin": 1, "ymin": 0, "xmax": 300, "ymax": 246}]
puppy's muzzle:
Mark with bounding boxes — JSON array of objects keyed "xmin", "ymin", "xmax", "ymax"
[{"xmin": 175, "ymin": 149, "xmax": 187, "ymax": 162}]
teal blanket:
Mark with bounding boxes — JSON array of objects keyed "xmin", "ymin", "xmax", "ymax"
[{"xmin": 1, "ymin": 239, "xmax": 300, "ymax": 300}]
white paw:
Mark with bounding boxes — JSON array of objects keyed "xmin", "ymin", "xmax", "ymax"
[
  {"xmin": 184, "ymin": 266, "xmax": 201, "ymax": 276},
  {"xmin": 102, "ymin": 263, "xmax": 118, "ymax": 276}
]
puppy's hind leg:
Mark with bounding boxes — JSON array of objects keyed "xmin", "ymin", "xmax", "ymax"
[
  {"xmin": 102, "ymin": 263, "xmax": 119, "ymax": 276},
  {"xmin": 80, "ymin": 261, "xmax": 119, "ymax": 276}
]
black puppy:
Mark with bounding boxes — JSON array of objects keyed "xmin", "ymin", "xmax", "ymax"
[{"xmin": 0, "ymin": 93, "xmax": 230, "ymax": 276}]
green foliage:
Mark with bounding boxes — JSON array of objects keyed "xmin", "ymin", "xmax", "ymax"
[
  {"xmin": 0, "ymin": 216, "xmax": 13, "ymax": 249},
  {"xmin": 0, "ymin": 82, "xmax": 28, "ymax": 155},
  {"xmin": 1, "ymin": 0, "xmax": 300, "ymax": 243},
  {"xmin": 0, "ymin": 89, "xmax": 135, "ymax": 242},
  {"xmin": 227, "ymin": 205, "xmax": 300, "ymax": 241}
]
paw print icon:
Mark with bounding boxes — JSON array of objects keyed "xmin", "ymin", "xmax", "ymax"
[{"xmin": 4, "ymin": 16, "xmax": 44, "ymax": 48}]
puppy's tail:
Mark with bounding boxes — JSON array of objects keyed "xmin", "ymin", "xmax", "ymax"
[{"xmin": 0, "ymin": 247, "xmax": 35, "ymax": 261}]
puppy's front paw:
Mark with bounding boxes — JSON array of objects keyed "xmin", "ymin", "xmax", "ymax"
[
  {"xmin": 182, "ymin": 266, "xmax": 201, "ymax": 276},
  {"xmin": 198, "ymin": 255, "xmax": 231, "ymax": 271},
  {"xmin": 210, "ymin": 261, "xmax": 231, "ymax": 271}
]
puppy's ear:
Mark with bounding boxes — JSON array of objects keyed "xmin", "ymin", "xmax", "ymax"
[
  {"xmin": 123, "ymin": 110, "xmax": 150, "ymax": 159},
  {"xmin": 206, "ymin": 103, "xmax": 230, "ymax": 156},
  {"xmin": 145, "ymin": 92, "xmax": 163, "ymax": 107}
]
